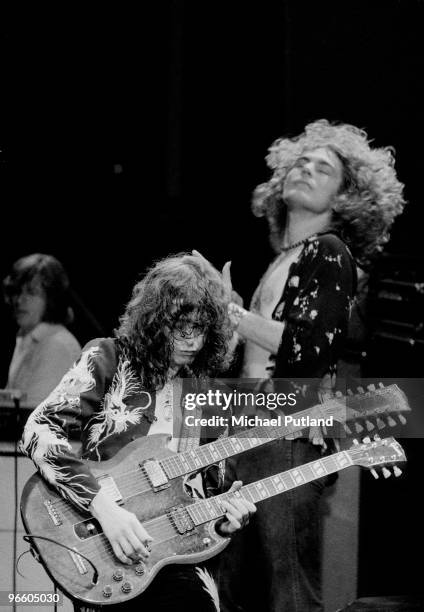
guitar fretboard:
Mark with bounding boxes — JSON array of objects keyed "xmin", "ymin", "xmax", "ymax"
[
  {"xmin": 159, "ymin": 385, "xmax": 402, "ymax": 480},
  {"xmin": 160, "ymin": 409, "xmax": 317, "ymax": 478},
  {"xmin": 186, "ymin": 450, "xmax": 354, "ymax": 525}
]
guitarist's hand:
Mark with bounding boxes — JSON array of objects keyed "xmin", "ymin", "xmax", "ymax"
[
  {"xmin": 215, "ymin": 480, "xmax": 256, "ymax": 537},
  {"xmin": 90, "ymin": 488, "xmax": 153, "ymax": 565}
]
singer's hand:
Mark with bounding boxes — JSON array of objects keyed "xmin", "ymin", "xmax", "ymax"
[{"xmin": 192, "ymin": 250, "xmax": 232, "ymax": 301}]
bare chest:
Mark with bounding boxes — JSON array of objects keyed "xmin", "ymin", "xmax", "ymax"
[{"xmin": 257, "ymin": 247, "xmax": 302, "ymax": 318}]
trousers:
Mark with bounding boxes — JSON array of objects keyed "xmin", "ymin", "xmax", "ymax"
[{"xmin": 217, "ymin": 438, "xmax": 329, "ymax": 612}]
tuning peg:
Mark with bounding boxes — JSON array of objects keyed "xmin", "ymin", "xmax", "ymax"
[
  {"xmin": 398, "ymin": 415, "xmax": 407, "ymax": 425},
  {"xmin": 393, "ymin": 466, "xmax": 403, "ymax": 477},
  {"xmin": 347, "ymin": 388, "xmax": 354, "ymax": 396},
  {"xmin": 378, "ymin": 382, "xmax": 385, "ymax": 388},
  {"xmin": 357, "ymin": 386, "xmax": 365, "ymax": 393},
  {"xmin": 343, "ymin": 423, "xmax": 352, "ymax": 435},
  {"xmin": 365, "ymin": 420, "xmax": 375, "ymax": 431},
  {"xmin": 367, "ymin": 384, "xmax": 376, "ymax": 391},
  {"xmin": 376, "ymin": 418, "xmax": 386, "ymax": 430},
  {"xmin": 370, "ymin": 468, "xmax": 379, "ymax": 479},
  {"xmin": 387, "ymin": 416, "xmax": 397, "ymax": 427},
  {"xmin": 355, "ymin": 422, "xmax": 364, "ymax": 433},
  {"xmin": 382, "ymin": 467, "xmax": 391, "ymax": 479},
  {"xmin": 373, "ymin": 434, "xmax": 381, "ymax": 441},
  {"xmin": 362, "ymin": 436, "xmax": 371, "ymax": 444},
  {"xmin": 352, "ymin": 439, "xmax": 360, "ymax": 445}
]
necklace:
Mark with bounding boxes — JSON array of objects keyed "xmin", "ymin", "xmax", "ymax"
[{"xmin": 280, "ymin": 233, "xmax": 317, "ymax": 252}]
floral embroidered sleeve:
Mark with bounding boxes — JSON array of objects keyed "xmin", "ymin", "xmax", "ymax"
[
  {"xmin": 274, "ymin": 235, "xmax": 356, "ymax": 380},
  {"xmin": 20, "ymin": 339, "xmax": 117, "ymax": 512}
]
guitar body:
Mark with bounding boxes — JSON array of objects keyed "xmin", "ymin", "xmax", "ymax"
[{"xmin": 21, "ymin": 435, "xmax": 229, "ymax": 606}]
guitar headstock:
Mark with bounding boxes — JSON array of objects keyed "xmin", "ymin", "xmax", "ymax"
[
  {"xmin": 347, "ymin": 436, "xmax": 406, "ymax": 479},
  {"xmin": 316, "ymin": 383, "xmax": 410, "ymax": 434}
]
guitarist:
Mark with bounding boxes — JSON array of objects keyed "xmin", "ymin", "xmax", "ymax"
[
  {"xmin": 194, "ymin": 120, "xmax": 406, "ymax": 611},
  {"xmin": 20, "ymin": 254, "xmax": 256, "ymax": 612}
]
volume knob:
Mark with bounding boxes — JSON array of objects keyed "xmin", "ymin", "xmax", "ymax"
[
  {"xmin": 102, "ymin": 585, "xmax": 113, "ymax": 598},
  {"xmin": 121, "ymin": 581, "xmax": 133, "ymax": 594},
  {"xmin": 112, "ymin": 569, "xmax": 124, "ymax": 581},
  {"xmin": 135, "ymin": 563, "xmax": 145, "ymax": 575}
]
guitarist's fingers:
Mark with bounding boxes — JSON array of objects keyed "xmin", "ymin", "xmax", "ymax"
[
  {"xmin": 220, "ymin": 501, "xmax": 242, "ymax": 531},
  {"xmin": 226, "ymin": 497, "xmax": 256, "ymax": 526},
  {"xmin": 125, "ymin": 528, "xmax": 150, "ymax": 560},
  {"xmin": 221, "ymin": 498, "xmax": 251, "ymax": 527},
  {"xmin": 111, "ymin": 539, "xmax": 133, "ymax": 565},
  {"xmin": 132, "ymin": 519, "xmax": 153, "ymax": 545},
  {"xmin": 227, "ymin": 479, "xmax": 243, "ymax": 493},
  {"xmin": 233, "ymin": 497, "xmax": 256, "ymax": 518}
]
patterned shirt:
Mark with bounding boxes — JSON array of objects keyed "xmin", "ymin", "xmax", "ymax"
[{"xmin": 251, "ymin": 233, "xmax": 357, "ymax": 410}]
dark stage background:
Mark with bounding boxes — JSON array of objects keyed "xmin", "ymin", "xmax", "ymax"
[{"xmin": 1, "ymin": 0, "xmax": 423, "ymax": 604}]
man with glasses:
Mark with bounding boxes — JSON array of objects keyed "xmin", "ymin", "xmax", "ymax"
[{"xmin": 21, "ymin": 253, "xmax": 256, "ymax": 612}]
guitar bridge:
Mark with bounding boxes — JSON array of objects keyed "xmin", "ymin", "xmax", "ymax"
[{"xmin": 142, "ymin": 459, "xmax": 170, "ymax": 491}]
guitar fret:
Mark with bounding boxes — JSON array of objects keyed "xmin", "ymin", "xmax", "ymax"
[
  {"xmin": 214, "ymin": 439, "xmax": 231, "ymax": 458},
  {"xmin": 281, "ymin": 471, "xmax": 296, "ymax": 490},
  {"xmin": 244, "ymin": 435, "xmax": 261, "ymax": 448},
  {"xmin": 202, "ymin": 499, "xmax": 215, "ymax": 520},
  {"xmin": 197, "ymin": 447, "xmax": 212, "ymax": 465},
  {"xmin": 177, "ymin": 453, "xmax": 197, "ymax": 473},
  {"xmin": 253, "ymin": 481, "xmax": 269, "ymax": 500},
  {"xmin": 207, "ymin": 443, "xmax": 220, "ymax": 461},
  {"xmin": 240, "ymin": 486, "xmax": 256, "ymax": 503},
  {"xmin": 270, "ymin": 474, "xmax": 288, "ymax": 494},
  {"xmin": 227, "ymin": 438, "xmax": 241, "ymax": 454},
  {"xmin": 175, "ymin": 453, "xmax": 192, "ymax": 474},
  {"xmin": 331, "ymin": 452, "xmax": 352, "ymax": 470},
  {"xmin": 187, "ymin": 504, "xmax": 202, "ymax": 525},
  {"xmin": 159, "ymin": 382, "xmax": 390, "ymax": 481},
  {"xmin": 161, "ymin": 456, "xmax": 179, "ymax": 478},
  {"xmin": 195, "ymin": 501, "xmax": 210, "ymax": 524},
  {"xmin": 188, "ymin": 450, "xmax": 203, "ymax": 469},
  {"xmin": 310, "ymin": 460, "xmax": 328, "ymax": 479}
]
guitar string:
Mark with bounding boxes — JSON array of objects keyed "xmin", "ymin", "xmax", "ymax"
[
  {"xmin": 47, "ymin": 426, "xmax": 399, "ymax": 520},
  {"xmin": 49, "ymin": 389, "xmax": 401, "ymax": 506},
  {"xmin": 58, "ymin": 452, "xmax": 401, "ymax": 577},
  {"xmin": 62, "ymin": 448, "xmax": 379, "ymax": 563},
  {"xmin": 47, "ymin": 406, "xmax": 399, "ymax": 513},
  {"xmin": 48, "ymin": 432, "xmax": 284, "ymax": 512},
  {"xmin": 69, "ymin": 460, "xmax": 353, "ymax": 565}
]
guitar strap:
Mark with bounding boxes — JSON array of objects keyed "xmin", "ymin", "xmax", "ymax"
[{"xmin": 176, "ymin": 384, "xmax": 202, "ymax": 453}]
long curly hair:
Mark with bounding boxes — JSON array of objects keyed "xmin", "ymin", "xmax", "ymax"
[
  {"xmin": 115, "ymin": 254, "xmax": 233, "ymax": 390},
  {"xmin": 252, "ymin": 119, "xmax": 406, "ymax": 268}
]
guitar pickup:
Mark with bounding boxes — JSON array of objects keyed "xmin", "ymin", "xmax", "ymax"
[
  {"xmin": 97, "ymin": 475, "xmax": 122, "ymax": 504},
  {"xmin": 142, "ymin": 459, "xmax": 170, "ymax": 491},
  {"xmin": 68, "ymin": 548, "xmax": 88, "ymax": 575}
]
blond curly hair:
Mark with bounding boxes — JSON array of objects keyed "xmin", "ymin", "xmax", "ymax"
[{"xmin": 252, "ymin": 119, "xmax": 406, "ymax": 267}]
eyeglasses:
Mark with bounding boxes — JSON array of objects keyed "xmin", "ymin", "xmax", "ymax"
[{"xmin": 172, "ymin": 324, "xmax": 205, "ymax": 340}]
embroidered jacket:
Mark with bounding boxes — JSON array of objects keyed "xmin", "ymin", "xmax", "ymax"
[{"xmin": 20, "ymin": 338, "xmax": 223, "ymax": 512}]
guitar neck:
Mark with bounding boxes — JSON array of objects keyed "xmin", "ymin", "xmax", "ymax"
[
  {"xmin": 159, "ymin": 384, "xmax": 404, "ymax": 480},
  {"xmin": 160, "ymin": 403, "xmax": 325, "ymax": 478},
  {"xmin": 187, "ymin": 450, "xmax": 354, "ymax": 525}
]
